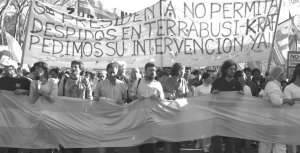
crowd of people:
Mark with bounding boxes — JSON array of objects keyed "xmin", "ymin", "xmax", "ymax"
[{"xmin": 0, "ymin": 58, "xmax": 299, "ymax": 153}]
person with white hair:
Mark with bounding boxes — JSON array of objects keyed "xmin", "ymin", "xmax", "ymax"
[
  {"xmin": 115, "ymin": 61, "xmax": 129, "ymax": 84},
  {"xmin": 258, "ymin": 66, "xmax": 294, "ymax": 153}
]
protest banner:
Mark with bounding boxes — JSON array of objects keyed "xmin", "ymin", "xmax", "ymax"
[
  {"xmin": 1, "ymin": 91, "xmax": 300, "ymax": 148},
  {"xmin": 23, "ymin": 0, "xmax": 282, "ymax": 68},
  {"xmin": 287, "ymin": 51, "xmax": 300, "ymax": 79}
]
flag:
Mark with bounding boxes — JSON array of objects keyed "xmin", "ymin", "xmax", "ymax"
[
  {"xmin": 271, "ymin": 15, "xmax": 300, "ymax": 66},
  {"xmin": 288, "ymin": 13, "xmax": 300, "ymax": 51},
  {"xmin": 5, "ymin": 32, "xmax": 22, "ymax": 63}
]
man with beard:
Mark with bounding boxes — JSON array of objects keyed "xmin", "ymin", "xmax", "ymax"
[
  {"xmin": 57, "ymin": 60, "xmax": 92, "ymax": 153},
  {"xmin": 210, "ymin": 60, "xmax": 244, "ymax": 153},
  {"xmin": 130, "ymin": 62, "xmax": 164, "ymax": 153}
]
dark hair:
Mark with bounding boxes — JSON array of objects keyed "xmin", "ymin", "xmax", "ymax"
[
  {"xmin": 252, "ymin": 68, "xmax": 261, "ymax": 75},
  {"xmin": 243, "ymin": 67, "xmax": 252, "ymax": 73},
  {"xmin": 202, "ymin": 72, "xmax": 211, "ymax": 81},
  {"xmin": 192, "ymin": 69, "xmax": 201, "ymax": 75},
  {"xmin": 71, "ymin": 60, "xmax": 84, "ymax": 70},
  {"xmin": 158, "ymin": 70, "xmax": 169, "ymax": 78},
  {"xmin": 31, "ymin": 61, "xmax": 49, "ymax": 79},
  {"xmin": 170, "ymin": 63, "xmax": 184, "ymax": 77},
  {"xmin": 281, "ymin": 80, "xmax": 288, "ymax": 85},
  {"xmin": 234, "ymin": 70, "xmax": 243, "ymax": 80},
  {"xmin": 145, "ymin": 62, "xmax": 156, "ymax": 71},
  {"xmin": 290, "ymin": 66, "xmax": 300, "ymax": 83},
  {"xmin": 49, "ymin": 67, "xmax": 60, "ymax": 76},
  {"xmin": 106, "ymin": 62, "xmax": 119, "ymax": 71},
  {"xmin": 220, "ymin": 60, "xmax": 237, "ymax": 77}
]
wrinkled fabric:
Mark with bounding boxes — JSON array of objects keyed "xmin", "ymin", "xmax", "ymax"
[{"xmin": 0, "ymin": 91, "xmax": 300, "ymax": 149}]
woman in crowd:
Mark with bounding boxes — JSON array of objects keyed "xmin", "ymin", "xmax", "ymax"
[
  {"xmin": 259, "ymin": 66, "xmax": 294, "ymax": 153},
  {"xmin": 29, "ymin": 61, "xmax": 58, "ymax": 104},
  {"xmin": 193, "ymin": 72, "xmax": 213, "ymax": 152},
  {"xmin": 194, "ymin": 72, "xmax": 213, "ymax": 96},
  {"xmin": 234, "ymin": 70, "xmax": 252, "ymax": 96}
]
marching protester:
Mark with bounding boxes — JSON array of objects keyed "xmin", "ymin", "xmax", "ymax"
[
  {"xmin": 188, "ymin": 69, "xmax": 202, "ymax": 88},
  {"xmin": 97, "ymin": 71, "xmax": 107, "ymax": 82},
  {"xmin": 28, "ymin": 61, "xmax": 58, "ymax": 104},
  {"xmin": 115, "ymin": 61, "xmax": 130, "ymax": 84},
  {"xmin": 259, "ymin": 66, "xmax": 295, "ymax": 153},
  {"xmin": 162, "ymin": 63, "xmax": 191, "ymax": 153},
  {"xmin": 130, "ymin": 62, "xmax": 164, "ymax": 153},
  {"xmin": 284, "ymin": 66, "xmax": 300, "ymax": 153},
  {"xmin": 128, "ymin": 68, "xmax": 142, "ymax": 92},
  {"xmin": 58, "ymin": 60, "xmax": 93, "ymax": 100},
  {"xmin": 194, "ymin": 72, "xmax": 213, "ymax": 97},
  {"xmin": 0, "ymin": 59, "xmax": 30, "ymax": 96},
  {"xmin": 210, "ymin": 60, "xmax": 244, "ymax": 153},
  {"xmin": 193, "ymin": 72, "xmax": 213, "ymax": 152},
  {"xmin": 0, "ymin": 58, "xmax": 30, "ymax": 153},
  {"xmin": 89, "ymin": 72, "xmax": 98, "ymax": 96},
  {"xmin": 57, "ymin": 60, "xmax": 92, "ymax": 153},
  {"xmin": 244, "ymin": 67, "xmax": 259, "ymax": 97},
  {"xmin": 94, "ymin": 62, "xmax": 127, "ymax": 104},
  {"xmin": 234, "ymin": 70, "xmax": 252, "ymax": 96},
  {"xmin": 49, "ymin": 67, "xmax": 60, "ymax": 82}
]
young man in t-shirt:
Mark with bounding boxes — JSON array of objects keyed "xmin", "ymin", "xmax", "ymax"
[{"xmin": 210, "ymin": 60, "xmax": 244, "ymax": 153}]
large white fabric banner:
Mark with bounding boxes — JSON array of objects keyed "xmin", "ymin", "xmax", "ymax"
[
  {"xmin": 0, "ymin": 91, "xmax": 300, "ymax": 149},
  {"xmin": 23, "ymin": 0, "xmax": 281, "ymax": 68}
]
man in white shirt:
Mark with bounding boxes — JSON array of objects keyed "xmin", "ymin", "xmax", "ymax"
[
  {"xmin": 94, "ymin": 62, "xmax": 127, "ymax": 105},
  {"xmin": 130, "ymin": 62, "xmax": 164, "ymax": 153},
  {"xmin": 130, "ymin": 63, "xmax": 164, "ymax": 100}
]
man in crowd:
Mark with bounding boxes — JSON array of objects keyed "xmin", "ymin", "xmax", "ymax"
[
  {"xmin": 184, "ymin": 67, "xmax": 191, "ymax": 80},
  {"xmin": 252, "ymin": 68, "xmax": 263, "ymax": 96},
  {"xmin": 97, "ymin": 71, "xmax": 107, "ymax": 82},
  {"xmin": 89, "ymin": 72, "xmax": 98, "ymax": 96},
  {"xmin": 210, "ymin": 60, "xmax": 244, "ymax": 153},
  {"xmin": 162, "ymin": 63, "xmax": 191, "ymax": 153},
  {"xmin": 0, "ymin": 59, "xmax": 30, "ymax": 95},
  {"xmin": 115, "ymin": 61, "xmax": 129, "ymax": 84},
  {"xmin": 0, "ymin": 59, "xmax": 31, "ymax": 153},
  {"xmin": 94, "ymin": 62, "xmax": 127, "ymax": 105},
  {"xmin": 243, "ymin": 67, "xmax": 259, "ymax": 97},
  {"xmin": 130, "ymin": 62, "xmax": 164, "ymax": 153},
  {"xmin": 188, "ymin": 69, "xmax": 202, "ymax": 88},
  {"xmin": 58, "ymin": 60, "xmax": 92, "ymax": 153}
]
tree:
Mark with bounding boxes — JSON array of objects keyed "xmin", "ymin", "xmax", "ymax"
[
  {"xmin": 10, "ymin": 0, "xmax": 29, "ymax": 44},
  {"xmin": 0, "ymin": 0, "xmax": 11, "ymax": 19}
]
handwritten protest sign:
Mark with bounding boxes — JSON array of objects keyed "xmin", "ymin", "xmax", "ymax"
[{"xmin": 23, "ymin": 0, "xmax": 281, "ymax": 68}]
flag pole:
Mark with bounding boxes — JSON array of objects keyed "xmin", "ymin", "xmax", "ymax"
[
  {"xmin": 266, "ymin": 0, "xmax": 283, "ymax": 73},
  {"xmin": 20, "ymin": 0, "xmax": 34, "ymax": 66}
]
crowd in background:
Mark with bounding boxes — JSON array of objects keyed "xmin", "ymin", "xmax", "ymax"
[{"xmin": 0, "ymin": 58, "xmax": 299, "ymax": 153}]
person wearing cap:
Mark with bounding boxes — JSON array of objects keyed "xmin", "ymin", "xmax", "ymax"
[
  {"xmin": 0, "ymin": 58, "xmax": 30, "ymax": 153},
  {"xmin": 258, "ymin": 66, "xmax": 294, "ymax": 153},
  {"xmin": 0, "ymin": 58, "xmax": 30, "ymax": 95}
]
